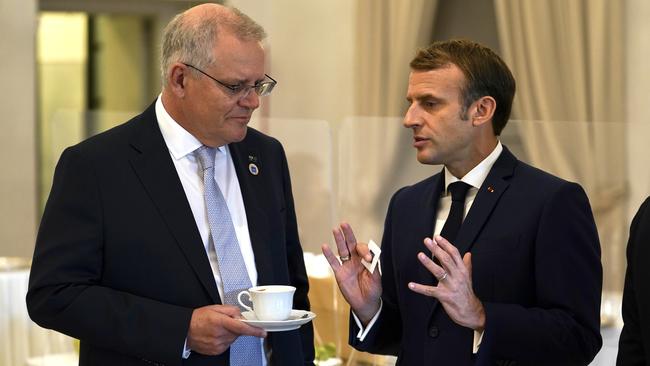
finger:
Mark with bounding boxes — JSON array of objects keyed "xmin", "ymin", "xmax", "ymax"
[
  {"xmin": 423, "ymin": 237, "xmax": 438, "ymax": 256},
  {"xmin": 340, "ymin": 222, "xmax": 358, "ymax": 255},
  {"xmin": 321, "ymin": 243, "xmax": 342, "ymax": 270},
  {"xmin": 408, "ymin": 281, "xmax": 440, "ymax": 298},
  {"xmin": 332, "ymin": 226, "xmax": 351, "ymax": 259},
  {"xmin": 463, "ymin": 252, "xmax": 473, "ymax": 278},
  {"xmin": 355, "ymin": 242, "xmax": 373, "ymax": 263},
  {"xmin": 416, "ymin": 252, "xmax": 446, "ymax": 279},
  {"xmin": 431, "ymin": 238, "xmax": 456, "ymax": 274},
  {"xmin": 222, "ymin": 317, "xmax": 267, "ymax": 338},
  {"xmin": 434, "ymin": 236, "xmax": 464, "ymax": 272},
  {"xmin": 210, "ymin": 304, "xmax": 242, "ymax": 318},
  {"xmin": 435, "ymin": 235, "xmax": 464, "ymax": 268}
]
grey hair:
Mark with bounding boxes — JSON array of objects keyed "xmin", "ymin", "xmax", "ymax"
[{"xmin": 160, "ymin": 6, "xmax": 266, "ymax": 87}]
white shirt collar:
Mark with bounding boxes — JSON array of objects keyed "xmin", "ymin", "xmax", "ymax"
[
  {"xmin": 155, "ymin": 95, "xmax": 226, "ymax": 159},
  {"xmin": 444, "ymin": 141, "xmax": 503, "ymax": 193}
]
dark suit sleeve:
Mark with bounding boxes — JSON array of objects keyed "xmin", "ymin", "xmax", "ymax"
[
  {"xmin": 478, "ymin": 182, "xmax": 602, "ymax": 364},
  {"xmin": 26, "ymin": 147, "xmax": 192, "ymax": 366},
  {"xmin": 348, "ymin": 189, "xmax": 404, "ymax": 355},
  {"xmin": 279, "ymin": 144, "xmax": 315, "ymax": 365},
  {"xmin": 617, "ymin": 197, "xmax": 650, "ymax": 365}
]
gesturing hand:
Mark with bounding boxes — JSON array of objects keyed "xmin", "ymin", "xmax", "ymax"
[
  {"xmin": 408, "ymin": 236, "xmax": 485, "ymax": 331},
  {"xmin": 321, "ymin": 222, "xmax": 382, "ymax": 325},
  {"xmin": 187, "ymin": 304, "xmax": 266, "ymax": 355}
]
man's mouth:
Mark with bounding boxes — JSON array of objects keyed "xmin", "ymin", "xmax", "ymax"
[
  {"xmin": 230, "ymin": 115, "xmax": 251, "ymax": 122},
  {"xmin": 413, "ymin": 135, "xmax": 429, "ymax": 148}
]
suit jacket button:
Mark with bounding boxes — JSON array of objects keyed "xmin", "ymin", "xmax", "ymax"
[{"xmin": 428, "ymin": 326, "xmax": 439, "ymax": 338}]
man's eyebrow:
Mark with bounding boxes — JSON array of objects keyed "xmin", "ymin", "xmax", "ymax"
[
  {"xmin": 230, "ymin": 76, "xmax": 267, "ymax": 85},
  {"xmin": 407, "ymin": 93, "xmax": 442, "ymax": 102}
]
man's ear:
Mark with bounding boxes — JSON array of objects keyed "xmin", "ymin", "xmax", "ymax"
[
  {"xmin": 167, "ymin": 63, "xmax": 189, "ymax": 97},
  {"xmin": 471, "ymin": 96, "xmax": 496, "ymax": 127}
]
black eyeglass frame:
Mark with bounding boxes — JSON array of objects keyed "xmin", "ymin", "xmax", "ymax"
[{"xmin": 182, "ymin": 63, "xmax": 277, "ymax": 97}]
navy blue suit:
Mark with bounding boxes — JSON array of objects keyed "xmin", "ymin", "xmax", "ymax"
[
  {"xmin": 350, "ymin": 147, "xmax": 602, "ymax": 365},
  {"xmin": 617, "ymin": 197, "xmax": 650, "ymax": 365},
  {"xmin": 27, "ymin": 102, "xmax": 314, "ymax": 366}
]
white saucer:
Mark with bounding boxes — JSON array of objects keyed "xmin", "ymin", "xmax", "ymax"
[{"xmin": 241, "ymin": 310, "xmax": 316, "ymax": 332}]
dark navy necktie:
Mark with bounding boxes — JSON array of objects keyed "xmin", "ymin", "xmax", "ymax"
[{"xmin": 440, "ymin": 181, "xmax": 471, "ymax": 243}]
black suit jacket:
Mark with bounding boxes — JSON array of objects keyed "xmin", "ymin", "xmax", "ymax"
[
  {"xmin": 350, "ymin": 147, "xmax": 602, "ymax": 365},
  {"xmin": 617, "ymin": 196, "xmax": 650, "ymax": 365},
  {"xmin": 27, "ymin": 102, "xmax": 314, "ymax": 366}
]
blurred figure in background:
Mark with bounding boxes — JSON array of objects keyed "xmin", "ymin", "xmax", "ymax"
[
  {"xmin": 618, "ymin": 197, "xmax": 650, "ymax": 365},
  {"xmin": 26, "ymin": 4, "xmax": 313, "ymax": 365},
  {"xmin": 323, "ymin": 39, "xmax": 602, "ymax": 365}
]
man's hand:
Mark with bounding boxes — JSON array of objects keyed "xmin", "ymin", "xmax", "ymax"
[
  {"xmin": 408, "ymin": 236, "xmax": 486, "ymax": 331},
  {"xmin": 187, "ymin": 304, "xmax": 267, "ymax": 355},
  {"xmin": 321, "ymin": 222, "xmax": 382, "ymax": 325}
]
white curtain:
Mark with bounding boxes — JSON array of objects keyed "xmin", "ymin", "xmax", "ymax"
[{"xmin": 494, "ymin": 0, "xmax": 626, "ymax": 291}]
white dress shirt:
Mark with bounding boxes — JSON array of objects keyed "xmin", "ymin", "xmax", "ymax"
[
  {"xmin": 434, "ymin": 142, "xmax": 503, "ymax": 238},
  {"xmin": 354, "ymin": 142, "xmax": 504, "ymax": 354},
  {"xmin": 155, "ymin": 96, "xmax": 265, "ymax": 362}
]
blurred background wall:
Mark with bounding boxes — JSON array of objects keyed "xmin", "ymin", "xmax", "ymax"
[
  {"xmin": 0, "ymin": 0, "xmax": 38, "ymax": 258},
  {"xmin": 2, "ymin": 1, "xmax": 649, "ymax": 364},
  {"xmin": 2, "ymin": 0, "xmax": 650, "ymax": 289}
]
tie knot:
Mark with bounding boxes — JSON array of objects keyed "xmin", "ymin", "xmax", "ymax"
[
  {"xmin": 448, "ymin": 181, "xmax": 471, "ymax": 202},
  {"xmin": 194, "ymin": 145, "xmax": 217, "ymax": 171}
]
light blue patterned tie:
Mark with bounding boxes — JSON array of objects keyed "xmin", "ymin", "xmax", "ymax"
[{"xmin": 195, "ymin": 146, "xmax": 263, "ymax": 366}]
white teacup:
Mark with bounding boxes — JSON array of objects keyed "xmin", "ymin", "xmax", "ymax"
[{"xmin": 237, "ymin": 285, "xmax": 296, "ymax": 321}]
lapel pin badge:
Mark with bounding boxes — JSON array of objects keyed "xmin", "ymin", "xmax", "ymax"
[
  {"xmin": 248, "ymin": 163, "xmax": 259, "ymax": 176},
  {"xmin": 487, "ymin": 186, "xmax": 495, "ymax": 193}
]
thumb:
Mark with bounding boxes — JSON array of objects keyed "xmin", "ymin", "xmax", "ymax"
[{"xmin": 463, "ymin": 252, "xmax": 473, "ymax": 278}]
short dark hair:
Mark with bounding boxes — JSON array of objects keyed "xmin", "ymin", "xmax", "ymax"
[{"xmin": 410, "ymin": 39, "xmax": 516, "ymax": 135}]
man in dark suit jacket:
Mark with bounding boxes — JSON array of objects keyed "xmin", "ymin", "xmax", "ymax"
[
  {"xmin": 27, "ymin": 4, "xmax": 314, "ymax": 366},
  {"xmin": 618, "ymin": 197, "xmax": 650, "ymax": 365},
  {"xmin": 322, "ymin": 40, "xmax": 602, "ymax": 365}
]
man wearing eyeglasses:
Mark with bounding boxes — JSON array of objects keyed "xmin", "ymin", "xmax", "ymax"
[{"xmin": 27, "ymin": 4, "xmax": 314, "ymax": 366}]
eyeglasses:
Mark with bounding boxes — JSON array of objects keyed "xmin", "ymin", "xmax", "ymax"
[{"xmin": 182, "ymin": 63, "xmax": 277, "ymax": 98}]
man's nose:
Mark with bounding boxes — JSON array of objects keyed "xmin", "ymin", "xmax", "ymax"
[
  {"xmin": 403, "ymin": 104, "xmax": 421, "ymax": 129},
  {"xmin": 239, "ymin": 89, "xmax": 260, "ymax": 109}
]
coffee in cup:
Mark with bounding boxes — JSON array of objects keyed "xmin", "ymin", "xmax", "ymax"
[{"xmin": 237, "ymin": 285, "xmax": 296, "ymax": 321}]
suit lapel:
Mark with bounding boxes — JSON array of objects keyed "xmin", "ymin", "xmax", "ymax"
[
  {"xmin": 128, "ymin": 104, "xmax": 220, "ymax": 303},
  {"xmin": 420, "ymin": 172, "xmax": 447, "ymax": 319},
  {"xmin": 455, "ymin": 147, "xmax": 517, "ymax": 254},
  {"xmin": 418, "ymin": 172, "xmax": 445, "ymax": 289},
  {"xmin": 228, "ymin": 140, "xmax": 274, "ymax": 286}
]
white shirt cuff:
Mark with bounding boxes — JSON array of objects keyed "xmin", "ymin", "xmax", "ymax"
[
  {"xmin": 352, "ymin": 301, "xmax": 482, "ymax": 351},
  {"xmin": 182, "ymin": 338, "xmax": 191, "ymax": 359},
  {"xmin": 473, "ymin": 329, "xmax": 484, "ymax": 353},
  {"xmin": 352, "ymin": 300, "xmax": 383, "ymax": 342}
]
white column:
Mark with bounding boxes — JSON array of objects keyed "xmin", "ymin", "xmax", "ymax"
[{"xmin": 0, "ymin": 0, "xmax": 38, "ymax": 257}]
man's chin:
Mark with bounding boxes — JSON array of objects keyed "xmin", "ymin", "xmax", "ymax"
[
  {"xmin": 232, "ymin": 126, "xmax": 248, "ymax": 142},
  {"xmin": 415, "ymin": 151, "xmax": 439, "ymax": 165}
]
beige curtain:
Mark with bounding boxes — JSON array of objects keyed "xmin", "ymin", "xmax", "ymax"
[
  {"xmin": 355, "ymin": 0, "xmax": 438, "ymax": 117},
  {"xmin": 494, "ymin": 0, "xmax": 626, "ymax": 291},
  {"xmin": 338, "ymin": 0, "xmax": 438, "ymax": 242}
]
